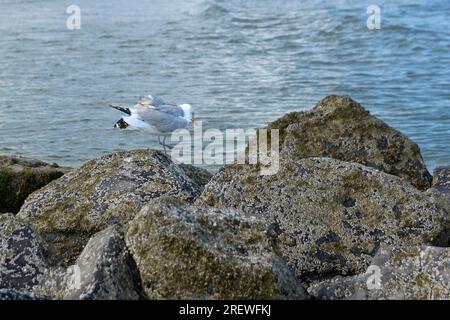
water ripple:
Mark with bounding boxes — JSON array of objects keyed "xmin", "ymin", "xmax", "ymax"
[{"xmin": 0, "ymin": 0, "xmax": 448, "ymax": 171}]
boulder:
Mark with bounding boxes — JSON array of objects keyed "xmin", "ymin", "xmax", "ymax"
[
  {"xmin": 63, "ymin": 226, "xmax": 143, "ymax": 300},
  {"xmin": 267, "ymin": 95, "xmax": 432, "ymax": 190},
  {"xmin": 308, "ymin": 246, "xmax": 450, "ymax": 300},
  {"xmin": 18, "ymin": 150, "xmax": 204, "ymax": 266},
  {"xmin": 198, "ymin": 158, "xmax": 449, "ymax": 282},
  {"xmin": 0, "ymin": 214, "xmax": 47, "ymax": 293},
  {"xmin": 0, "ymin": 155, "xmax": 67, "ymax": 214},
  {"xmin": 125, "ymin": 199, "xmax": 308, "ymax": 300}
]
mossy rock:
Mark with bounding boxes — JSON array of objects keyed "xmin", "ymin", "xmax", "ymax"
[
  {"xmin": 125, "ymin": 199, "xmax": 308, "ymax": 300},
  {"xmin": 17, "ymin": 149, "xmax": 205, "ymax": 267},
  {"xmin": 266, "ymin": 95, "xmax": 432, "ymax": 190},
  {"xmin": 197, "ymin": 157, "xmax": 449, "ymax": 282},
  {"xmin": 309, "ymin": 246, "xmax": 450, "ymax": 300},
  {"xmin": 0, "ymin": 156, "xmax": 68, "ymax": 214}
]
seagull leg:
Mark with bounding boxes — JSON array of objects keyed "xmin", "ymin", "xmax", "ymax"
[
  {"xmin": 157, "ymin": 136, "xmax": 173, "ymax": 155},
  {"xmin": 163, "ymin": 136, "xmax": 174, "ymax": 150},
  {"xmin": 158, "ymin": 136, "xmax": 168, "ymax": 155}
]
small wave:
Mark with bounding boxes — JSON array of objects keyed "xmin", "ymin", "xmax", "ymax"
[
  {"xmin": 232, "ymin": 17, "xmax": 292, "ymax": 31},
  {"xmin": 188, "ymin": 0, "xmax": 229, "ymax": 18},
  {"xmin": 98, "ymin": 34, "xmax": 115, "ymax": 40},
  {"xmin": 261, "ymin": 32, "xmax": 302, "ymax": 42},
  {"xmin": 385, "ymin": 24, "xmax": 443, "ymax": 36},
  {"xmin": 231, "ymin": 15, "xmax": 271, "ymax": 24}
]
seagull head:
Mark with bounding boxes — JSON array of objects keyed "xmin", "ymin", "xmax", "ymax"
[
  {"xmin": 180, "ymin": 104, "xmax": 201, "ymax": 126},
  {"xmin": 180, "ymin": 104, "xmax": 193, "ymax": 122}
]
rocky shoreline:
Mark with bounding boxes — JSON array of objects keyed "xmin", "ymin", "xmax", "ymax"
[{"xmin": 1, "ymin": 95, "xmax": 449, "ymax": 300}]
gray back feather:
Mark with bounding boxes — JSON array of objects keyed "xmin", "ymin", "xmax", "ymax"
[
  {"xmin": 152, "ymin": 104, "xmax": 184, "ymax": 117},
  {"xmin": 135, "ymin": 107, "xmax": 188, "ymax": 133},
  {"xmin": 148, "ymin": 95, "xmax": 167, "ymax": 106}
]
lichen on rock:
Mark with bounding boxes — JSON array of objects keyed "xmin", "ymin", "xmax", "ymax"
[
  {"xmin": 308, "ymin": 246, "xmax": 450, "ymax": 300},
  {"xmin": 0, "ymin": 289, "xmax": 45, "ymax": 300},
  {"xmin": 266, "ymin": 95, "xmax": 432, "ymax": 190},
  {"xmin": 198, "ymin": 157, "xmax": 449, "ymax": 282},
  {"xmin": 0, "ymin": 214, "xmax": 48, "ymax": 293},
  {"xmin": 430, "ymin": 166, "xmax": 450, "ymax": 194},
  {"xmin": 125, "ymin": 198, "xmax": 308, "ymax": 300}
]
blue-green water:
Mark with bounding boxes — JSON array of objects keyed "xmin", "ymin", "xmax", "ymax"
[{"xmin": 0, "ymin": 0, "xmax": 449, "ymax": 171}]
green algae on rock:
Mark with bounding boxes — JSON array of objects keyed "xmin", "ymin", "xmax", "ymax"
[
  {"xmin": 0, "ymin": 156, "xmax": 68, "ymax": 214},
  {"xmin": 17, "ymin": 149, "xmax": 205, "ymax": 267},
  {"xmin": 308, "ymin": 246, "xmax": 450, "ymax": 300},
  {"xmin": 267, "ymin": 95, "xmax": 432, "ymax": 190},
  {"xmin": 197, "ymin": 157, "xmax": 449, "ymax": 282},
  {"xmin": 125, "ymin": 199, "xmax": 308, "ymax": 300}
]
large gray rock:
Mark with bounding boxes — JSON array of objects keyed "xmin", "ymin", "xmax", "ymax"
[
  {"xmin": 0, "ymin": 214, "xmax": 47, "ymax": 293},
  {"xmin": 17, "ymin": 150, "xmax": 205, "ymax": 266},
  {"xmin": 62, "ymin": 226, "xmax": 143, "ymax": 300},
  {"xmin": 267, "ymin": 95, "xmax": 432, "ymax": 190},
  {"xmin": 309, "ymin": 246, "xmax": 450, "ymax": 300},
  {"xmin": 0, "ymin": 155, "xmax": 67, "ymax": 214},
  {"xmin": 125, "ymin": 199, "xmax": 308, "ymax": 300},
  {"xmin": 198, "ymin": 158, "xmax": 449, "ymax": 282}
]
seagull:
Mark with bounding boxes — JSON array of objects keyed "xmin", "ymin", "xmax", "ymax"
[{"xmin": 110, "ymin": 95, "xmax": 198, "ymax": 154}]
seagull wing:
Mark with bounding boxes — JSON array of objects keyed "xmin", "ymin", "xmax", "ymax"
[
  {"xmin": 135, "ymin": 107, "xmax": 188, "ymax": 133},
  {"xmin": 151, "ymin": 104, "xmax": 184, "ymax": 117},
  {"xmin": 148, "ymin": 95, "xmax": 167, "ymax": 106}
]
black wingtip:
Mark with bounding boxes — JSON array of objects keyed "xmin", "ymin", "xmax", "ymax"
[{"xmin": 109, "ymin": 104, "xmax": 131, "ymax": 115}]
